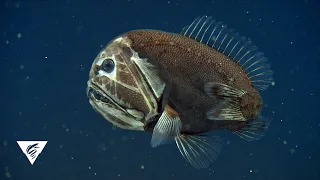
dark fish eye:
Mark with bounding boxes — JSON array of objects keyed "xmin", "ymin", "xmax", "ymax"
[{"xmin": 102, "ymin": 58, "xmax": 115, "ymax": 73}]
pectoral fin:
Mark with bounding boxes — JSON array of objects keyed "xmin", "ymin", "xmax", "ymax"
[
  {"xmin": 204, "ymin": 82, "xmax": 247, "ymax": 121},
  {"xmin": 151, "ymin": 105, "xmax": 182, "ymax": 147},
  {"xmin": 175, "ymin": 135, "xmax": 221, "ymax": 169},
  {"xmin": 233, "ymin": 116, "xmax": 270, "ymax": 141},
  {"xmin": 150, "ymin": 104, "xmax": 221, "ymax": 169}
]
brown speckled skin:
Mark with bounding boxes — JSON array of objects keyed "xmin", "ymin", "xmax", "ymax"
[{"xmin": 126, "ymin": 30, "xmax": 263, "ymax": 135}]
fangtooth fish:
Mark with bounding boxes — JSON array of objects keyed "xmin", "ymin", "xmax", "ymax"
[{"xmin": 87, "ymin": 16, "xmax": 273, "ymax": 169}]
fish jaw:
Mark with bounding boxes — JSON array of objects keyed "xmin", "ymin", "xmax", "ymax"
[
  {"xmin": 87, "ymin": 80, "xmax": 145, "ymax": 131},
  {"xmin": 87, "ymin": 35, "xmax": 162, "ymax": 131}
]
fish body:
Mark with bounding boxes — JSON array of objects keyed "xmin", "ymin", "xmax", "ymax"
[
  {"xmin": 125, "ymin": 29, "xmax": 263, "ymax": 134},
  {"xmin": 87, "ymin": 16, "xmax": 273, "ymax": 169}
]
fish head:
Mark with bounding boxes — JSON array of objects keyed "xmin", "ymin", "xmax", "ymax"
[
  {"xmin": 87, "ymin": 35, "xmax": 160, "ymax": 131},
  {"xmin": 240, "ymin": 90, "xmax": 263, "ymax": 120}
]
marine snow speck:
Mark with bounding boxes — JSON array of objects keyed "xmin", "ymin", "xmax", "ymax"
[{"xmin": 86, "ymin": 16, "xmax": 274, "ymax": 169}]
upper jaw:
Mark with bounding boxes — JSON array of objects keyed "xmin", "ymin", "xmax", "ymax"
[
  {"xmin": 87, "ymin": 80, "xmax": 146, "ymax": 131},
  {"xmin": 87, "ymin": 80, "xmax": 127, "ymax": 111}
]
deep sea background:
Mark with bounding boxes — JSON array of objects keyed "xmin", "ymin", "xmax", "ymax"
[{"xmin": 1, "ymin": 0, "xmax": 319, "ymax": 180}]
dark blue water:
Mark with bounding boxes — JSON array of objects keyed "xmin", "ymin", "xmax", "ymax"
[{"xmin": 1, "ymin": 0, "xmax": 319, "ymax": 180}]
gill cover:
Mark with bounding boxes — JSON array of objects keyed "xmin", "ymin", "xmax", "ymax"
[{"xmin": 87, "ymin": 35, "xmax": 166, "ymax": 131}]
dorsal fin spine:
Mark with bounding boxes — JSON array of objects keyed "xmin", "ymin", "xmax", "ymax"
[
  {"xmin": 209, "ymin": 22, "xmax": 222, "ymax": 46},
  {"xmin": 190, "ymin": 16, "xmax": 203, "ymax": 38},
  {"xmin": 180, "ymin": 16, "xmax": 274, "ymax": 91},
  {"xmin": 197, "ymin": 17, "xmax": 211, "ymax": 41},
  {"xmin": 214, "ymin": 25, "xmax": 227, "ymax": 47},
  {"xmin": 243, "ymin": 54, "xmax": 264, "ymax": 70},
  {"xmin": 201, "ymin": 20, "xmax": 214, "ymax": 43},
  {"xmin": 238, "ymin": 46, "xmax": 257, "ymax": 64},
  {"xmin": 223, "ymin": 32, "xmax": 238, "ymax": 54},
  {"xmin": 182, "ymin": 17, "xmax": 198, "ymax": 36},
  {"xmin": 228, "ymin": 36, "xmax": 244, "ymax": 57},
  {"xmin": 235, "ymin": 40, "xmax": 252, "ymax": 61},
  {"xmin": 217, "ymin": 28, "xmax": 231, "ymax": 51}
]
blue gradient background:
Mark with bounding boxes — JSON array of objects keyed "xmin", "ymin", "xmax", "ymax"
[{"xmin": 1, "ymin": 0, "xmax": 319, "ymax": 180}]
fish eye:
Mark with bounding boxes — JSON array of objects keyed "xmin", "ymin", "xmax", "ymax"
[{"xmin": 102, "ymin": 58, "xmax": 115, "ymax": 73}]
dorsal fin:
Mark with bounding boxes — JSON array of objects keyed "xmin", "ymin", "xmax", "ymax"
[{"xmin": 181, "ymin": 16, "xmax": 274, "ymax": 91}]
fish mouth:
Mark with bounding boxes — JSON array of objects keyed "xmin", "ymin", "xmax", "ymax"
[
  {"xmin": 87, "ymin": 82, "xmax": 115, "ymax": 106},
  {"xmin": 87, "ymin": 86, "xmax": 111, "ymax": 104},
  {"xmin": 86, "ymin": 80, "xmax": 145, "ymax": 131},
  {"xmin": 86, "ymin": 80, "xmax": 128, "ymax": 113}
]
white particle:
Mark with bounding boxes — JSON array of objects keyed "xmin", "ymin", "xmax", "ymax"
[
  {"xmin": 290, "ymin": 41, "xmax": 293, "ymax": 45},
  {"xmin": 290, "ymin": 148, "xmax": 296, "ymax": 154},
  {"xmin": 6, "ymin": 40, "xmax": 9, "ymax": 44},
  {"xmin": 45, "ymin": 56, "xmax": 48, "ymax": 59},
  {"xmin": 20, "ymin": 65, "xmax": 24, "ymax": 69},
  {"xmin": 88, "ymin": 166, "xmax": 91, "ymax": 170},
  {"xmin": 283, "ymin": 140, "xmax": 287, "ymax": 145},
  {"xmin": 291, "ymin": 88, "xmax": 294, "ymax": 91},
  {"xmin": 271, "ymin": 81, "xmax": 275, "ymax": 86},
  {"xmin": 5, "ymin": 172, "xmax": 11, "ymax": 178},
  {"xmin": 249, "ymin": 169, "xmax": 253, "ymax": 173},
  {"xmin": 141, "ymin": 165, "xmax": 145, "ymax": 169}
]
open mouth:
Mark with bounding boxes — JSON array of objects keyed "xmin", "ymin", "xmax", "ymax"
[{"xmin": 87, "ymin": 87, "xmax": 111, "ymax": 103}]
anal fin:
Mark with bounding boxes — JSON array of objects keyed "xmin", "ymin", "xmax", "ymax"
[
  {"xmin": 175, "ymin": 135, "xmax": 221, "ymax": 169},
  {"xmin": 233, "ymin": 116, "xmax": 270, "ymax": 141},
  {"xmin": 204, "ymin": 82, "xmax": 247, "ymax": 121},
  {"xmin": 151, "ymin": 105, "xmax": 182, "ymax": 147}
]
